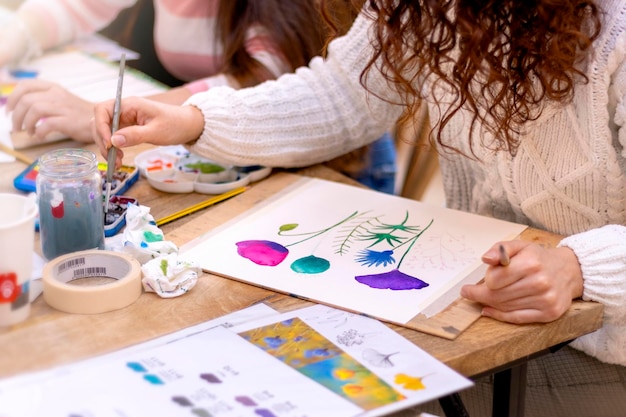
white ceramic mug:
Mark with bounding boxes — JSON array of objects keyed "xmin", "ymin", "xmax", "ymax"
[{"xmin": 0, "ymin": 193, "xmax": 38, "ymax": 326}]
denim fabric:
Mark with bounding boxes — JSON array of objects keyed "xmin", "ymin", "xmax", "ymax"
[{"xmin": 352, "ymin": 132, "xmax": 397, "ymax": 194}]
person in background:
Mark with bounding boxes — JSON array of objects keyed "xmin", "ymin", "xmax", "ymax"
[
  {"xmin": 92, "ymin": 0, "xmax": 626, "ymax": 416},
  {"xmin": 0, "ymin": 0, "xmax": 396, "ymax": 193}
]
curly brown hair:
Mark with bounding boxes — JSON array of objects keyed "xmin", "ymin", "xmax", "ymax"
[{"xmin": 326, "ymin": 0, "xmax": 602, "ymax": 157}]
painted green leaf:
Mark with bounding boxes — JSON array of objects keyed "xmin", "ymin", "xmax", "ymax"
[{"xmin": 279, "ymin": 223, "xmax": 299, "ymax": 232}]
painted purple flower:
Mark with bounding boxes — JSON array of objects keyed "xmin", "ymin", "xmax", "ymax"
[
  {"xmin": 236, "ymin": 240, "xmax": 289, "ymax": 266},
  {"xmin": 290, "ymin": 255, "xmax": 330, "ymax": 274},
  {"xmin": 355, "ymin": 269, "xmax": 429, "ymax": 290}
]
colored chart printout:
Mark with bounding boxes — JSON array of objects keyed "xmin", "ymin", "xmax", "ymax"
[
  {"xmin": 0, "ymin": 304, "xmax": 472, "ymax": 417},
  {"xmin": 180, "ymin": 178, "xmax": 527, "ymax": 325}
]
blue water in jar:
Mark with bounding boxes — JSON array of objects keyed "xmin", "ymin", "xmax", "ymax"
[{"xmin": 37, "ymin": 149, "xmax": 105, "ymax": 260}]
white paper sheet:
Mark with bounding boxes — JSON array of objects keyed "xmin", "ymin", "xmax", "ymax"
[{"xmin": 0, "ymin": 304, "xmax": 473, "ymax": 417}]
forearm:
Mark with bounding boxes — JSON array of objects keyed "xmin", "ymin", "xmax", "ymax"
[{"xmin": 147, "ymin": 87, "xmax": 193, "ymax": 105}]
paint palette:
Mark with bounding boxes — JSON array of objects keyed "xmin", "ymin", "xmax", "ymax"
[
  {"xmin": 13, "ymin": 160, "xmax": 139, "ymax": 195},
  {"xmin": 138, "ymin": 149, "xmax": 271, "ymax": 194},
  {"xmin": 104, "ymin": 195, "xmax": 138, "ymax": 237}
]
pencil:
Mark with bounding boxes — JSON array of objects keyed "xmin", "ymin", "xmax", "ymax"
[
  {"xmin": 156, "ymin": 186, "xmax": 247, "ymax": 226},
  {"xmin": 498, "ymin": 244, "xmax": 510, "ymax": 266},
  {"xmin": 105, "ymin": 53, "xmax": 126, "ymax": 213},
  {"xmin": 0, "ymin": 142, "xmax": 34, "ymax": 165}
]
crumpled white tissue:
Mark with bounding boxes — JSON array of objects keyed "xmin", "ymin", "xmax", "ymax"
[
  {"xmin": 121, "ymin": 204, "xmax": 178, "ymax": 264},
  {"xmin": 105, "ymin": 203, "xmax": 201, "ymax": 298},
  {"xmin": 141, "ymin": 253, "xmax": 201, "ymax": 298}
]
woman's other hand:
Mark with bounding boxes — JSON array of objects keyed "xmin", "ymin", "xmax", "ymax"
[
  {"xmin": 6, "ymin": 79, "xmax": 95, "ymax": 143},
  {"xmin": 461, "ymin": 240, "xmax": 584, "ymax": 324}
]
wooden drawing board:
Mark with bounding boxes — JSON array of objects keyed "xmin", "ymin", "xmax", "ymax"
[{"xmin": 180, "ymin": 172, "xmax": 527, "ymax": 339}]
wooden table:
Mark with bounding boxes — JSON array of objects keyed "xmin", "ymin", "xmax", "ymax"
[{"xmin": 0, "ymin": 140, "xmax": 604, "ymax": 417}]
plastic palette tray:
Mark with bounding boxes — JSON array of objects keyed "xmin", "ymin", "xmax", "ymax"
[
  {"xmin": 14, "ymin": 160, "xmax": 139, "ymax": 195},
  {"xmin": 138, "ymin": 150, "xmax": 271, "ymax": 194}
]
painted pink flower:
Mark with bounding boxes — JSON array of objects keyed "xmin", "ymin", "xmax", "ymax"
[
  {"xmin": 355, "ymin": 269, "xmax": 429, "ymax": 290},
  {"xmin": 236, "ymin": 240, "xmax": 289, "ymax": 266}
]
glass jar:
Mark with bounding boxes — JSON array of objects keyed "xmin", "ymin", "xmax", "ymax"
[{"xmin": 37, "ymin": 149, "xmax": 105, "ymax": 260}]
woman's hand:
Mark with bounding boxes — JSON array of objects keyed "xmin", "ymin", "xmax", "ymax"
[
  {"xmin": 460, "ymin": 240, "xmax": 584, "ymax": 324},
  {"xmin": 6, "ymin": 79, "xmax": 95, "ymax": 143},
  {"xmin": 93, "ymin": 96, "xmax": 205, "ymax": 167}
]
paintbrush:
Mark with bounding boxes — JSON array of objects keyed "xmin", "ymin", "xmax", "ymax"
[{"xmin": 105, "ymin": 54, "xmax": 126, "ymax": 213}]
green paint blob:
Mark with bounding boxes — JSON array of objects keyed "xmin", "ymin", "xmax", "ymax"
[
  {"xmin": 290, "ymin": 255, "xmax": 330, "ymax": 274},
  {"xmin": 143, "ymin": 231, "xmax": 163, "ymax": 242},
  {"xmin": 184, "ymin": 162, "xmax": 225, "ymax": 174},
  {"xmin": 159, "ymin": 259, "xmax": 168, "ymax": 276}
]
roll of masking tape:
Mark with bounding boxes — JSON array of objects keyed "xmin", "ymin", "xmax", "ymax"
[{"xmin": 43, "ymin": 250, "xmax": 142, "ymax": 314}]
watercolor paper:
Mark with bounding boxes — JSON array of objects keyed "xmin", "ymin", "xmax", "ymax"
[{"xmin": 180, "ymin": 178, "xmax": 527, "ymax": 326}]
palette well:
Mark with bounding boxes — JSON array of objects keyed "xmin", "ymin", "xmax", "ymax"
[
  {"xmin": 137, "ymin": 148, "xmax": 271, "ymax": 195},
  {"xmin": 104, "ymin": 195, "xmax": 138, "ymax": 237}
]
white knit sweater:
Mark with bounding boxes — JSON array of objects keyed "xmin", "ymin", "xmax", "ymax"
[{"xmin": 185, "ymin": 1, "xmax": 626, "ymax": 367}]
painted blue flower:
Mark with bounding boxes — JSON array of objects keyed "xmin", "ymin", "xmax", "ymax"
[
  {"xmin": 304, "ymin": 348, "xmax": 331, "ymax": 358},
  {"xmin": 355, "ymin": 269, "xmax": 429, "ymax": 290},
  {"xmin": 355, "ymin": 249, "xmax": 396, "ymax": 267},
  {"xmin": 263, "ymin": 336, "xmax": 285, "ymax": 348}
]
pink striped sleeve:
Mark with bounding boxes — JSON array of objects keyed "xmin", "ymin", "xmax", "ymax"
[
  {"xmin": 18, "ymin": 0, "xmax": 136, "ymax": 48},
  {"xmin": 182, "ymin": 24, "xmax": 292, "ymax": 94}
]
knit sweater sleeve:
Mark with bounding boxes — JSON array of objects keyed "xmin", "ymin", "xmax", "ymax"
[
  {"xmin": 556, "ymin": 31, "xmax": 626, "ymax": 365},
  {"xmin": 183, "ymin": 11, "xmax": 403, "ymax": 168},
  {"xmin": 558, "ymin": 226, "xmax": 626, "ymax": 366}
]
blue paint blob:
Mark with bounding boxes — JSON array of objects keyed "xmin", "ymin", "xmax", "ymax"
[
  {"xmin": 126, "ymin": 361, "xmax": 147, "ymax": 373},
  {"xmin": 143, "ymin": 374, "xmax": 165, "ymax": 385}
]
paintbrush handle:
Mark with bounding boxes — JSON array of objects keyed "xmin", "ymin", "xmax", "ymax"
[
  {"xmin": 106, "ymin": 146, "xmax": 117, "ymax": 183},
  {"xmin": 105, "ymin": 54, "xmax": 126, "ymax": 213},
  {"xmin": 111, "ymin": 54, "xmax": 126, "ymax": 134},
  {"xmin": 105, "ymin": 54, "xmax": 126, "ymax": 182}
]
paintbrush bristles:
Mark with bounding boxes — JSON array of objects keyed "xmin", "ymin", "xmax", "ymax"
[{"xmin": 498, "ymin": 244, "xmax": 510, "ymax": 266}]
